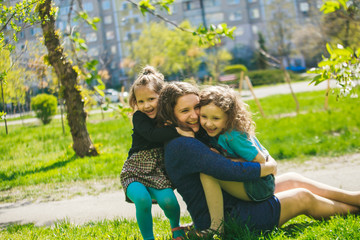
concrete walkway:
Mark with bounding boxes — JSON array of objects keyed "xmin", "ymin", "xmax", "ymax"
[{"xmin": 1, "ymin": 153, "xmax": 359, "ymax": 228}]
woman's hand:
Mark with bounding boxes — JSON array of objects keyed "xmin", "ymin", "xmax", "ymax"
[
  {"xmin": 260, "ymin": 155, "xmax": 277, "ymax": 177},
  {"xmin": 175, "ymin": 127, "xmax": 195, "ymax": 138}
]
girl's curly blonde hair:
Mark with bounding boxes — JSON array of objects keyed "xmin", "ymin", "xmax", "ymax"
[{"xmin": 199, "ymin": 85, "xmax": 255, "ymax": 136}]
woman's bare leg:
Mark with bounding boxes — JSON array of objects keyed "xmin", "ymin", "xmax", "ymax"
[
  {"xmin": 276, "ymin": 188, "xmax": 359, "ymax": 226},
  {"xmin": 275, "ymin": 172, "xmax": 360, "ymax": 207}
]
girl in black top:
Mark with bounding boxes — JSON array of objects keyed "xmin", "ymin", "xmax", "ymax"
[{"xmin": 120, "ymin": 66, "xmax": 189, "ymax": 240}]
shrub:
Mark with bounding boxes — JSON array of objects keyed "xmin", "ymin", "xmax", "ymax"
[
  {"xmin": 31, "ymin": 93, "xmax": 57, "ymax": 125},
  {"xmin": 247, "ymin": 69, "xmax": 305, "ymax": 86},
  {"xmin": 223, "ymin": 64, "xmax": 248, "ymax": 74}
]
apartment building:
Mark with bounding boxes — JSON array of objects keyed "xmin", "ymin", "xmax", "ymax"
[{"xmin": 8, "ymin": 0, "xmax": 324, "ymax": 87}]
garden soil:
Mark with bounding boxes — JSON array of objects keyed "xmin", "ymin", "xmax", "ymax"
[{"xmin": 1, "ymin": 153, "xmax": 359, "ymax": 228}]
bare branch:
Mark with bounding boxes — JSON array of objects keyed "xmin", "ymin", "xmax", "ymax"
[{"xmin": 126, "ymin": 0, "xmax": 192, "ymax": 33}]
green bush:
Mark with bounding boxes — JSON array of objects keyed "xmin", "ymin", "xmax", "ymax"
[
  {"xmin": 31, "ymin": 93, "xmax": 57, "ymax": 125},
  {"xmin": 247, "ymin": 69, "xmax": 306, "ymax": 86},
  {"xmin": 223, "ymin": 64, "xmax": 248, "ymax": 74}
]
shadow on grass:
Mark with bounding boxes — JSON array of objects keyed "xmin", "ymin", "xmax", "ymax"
[
  {"xmin": 278, "ymin": 221, "xmax": 318, "ymax": 238},
  {"xmin": 0, "ymin": 154, "xmax": 78, "ymax": 183}
]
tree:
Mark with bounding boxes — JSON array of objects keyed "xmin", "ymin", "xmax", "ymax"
[
  {"xmin": 254, "ymin": 33, "xmax": 268, "ymax": 70},
  {"xmin": 309, "ymin": 0, "xmax": 360, "ymax": 98},
  {"xmin": 206, "ymin": 48, "xmax": 232, "ymax": 82},
  {"xmin": 130, "ymin": 21, "xmax": 204, "ymax": 78},
  {"xmin": 37, "ymin": 0, "xmax": 98, "ymax": 157}
]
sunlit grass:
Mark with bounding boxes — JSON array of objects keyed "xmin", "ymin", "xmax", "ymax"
[{"xmin": 1, "ymin": 215, "xmax": 359, "ymax": 239}]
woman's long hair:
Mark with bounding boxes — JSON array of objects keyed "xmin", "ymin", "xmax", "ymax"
[{"xmin": 157, "ymin": 82, "xmax": 199, "ymax": 126}]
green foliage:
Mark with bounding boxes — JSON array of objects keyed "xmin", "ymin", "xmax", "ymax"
[
  {"xmin": 30, "ymin": 93, "xmax": 57, "ymax": 125},
  {"xmin": 223, "ymin": 64, "xmax": 248, "ymax": 74},
  {"xmin": 130, "ymin": 21, "xmax": 204, "ymax": 78},
  {"xmin": 247, "ymin": 69, "xmax": 304, "ymax": 86},
  {"xmin": 308, "ymin": 43, "xmax": 360, "ymax": 98},
  {"xmin": 194, "ymin": 23, "xmax": 236, "ymax": 47},
  {"xmin": 135, "ymin": 0, "xmax": 235, "ymax": 46},
  {"xmin": 0, "ymin": 111, "xmax": 5, "ymax": 119},
  {"xmin": 309, "ymin": 0, "xmax": 360, "ymax": 98},
  {"xmin": 0, "ymin": 48, "xmax": 29, "ymax": 105},
  {"xmin": 206, "ymin": 48, "xmax": 233, "ymax": 82},
  {"xmin": 0, "ymin": 0, "xmax": 40, "ymax": 50}
]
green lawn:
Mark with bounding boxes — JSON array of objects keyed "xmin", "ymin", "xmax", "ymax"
[
  {"xmin": 1, "ymin": 215, "xmax": 359, "ymax": 239},
  {"xmin": 1, "ymin": 89, "xmax": 360, "ymax": 239}
]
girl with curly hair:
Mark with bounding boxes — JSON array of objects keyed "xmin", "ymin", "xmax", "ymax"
[{"xmin": 198, "ymin": 85, "xmax": 275, "ymax": 231}]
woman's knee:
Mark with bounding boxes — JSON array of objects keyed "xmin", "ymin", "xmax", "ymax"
[{"xmin": 277, "ymin": 172, "xmax": 305, "ymax": 187}]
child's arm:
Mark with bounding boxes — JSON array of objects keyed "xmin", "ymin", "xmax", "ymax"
[
  {"xmin": 200, "ymin": 173, "xmax": 224, "ymax": 232},
  {"xmin": 252, "ymin": 151, "xmax": 266, "ymax": 163},
  {"xmin": 133, "ymin": 111, "xmax": 179, "ymax": 142},
  {"xmin": 175, "ymin": 127, "xmax": 195, "ymax": 138}
]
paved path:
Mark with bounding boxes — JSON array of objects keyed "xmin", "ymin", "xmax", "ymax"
[
  {"xmin": 1, "ymin": 80, "xmax": 335, "ymax": 127},
  {"xmin": 1, "ymin": 153, "xmax": 359, "ymax": 228}
]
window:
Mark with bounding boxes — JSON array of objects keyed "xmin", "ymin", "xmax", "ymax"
[
  {"xmin": 111, "ymin": 45, "xmax": 117, "ymax": 54},
  {"xmin": 83, "ymin": 2, "xmax": 93, "ymax": 12},
  {"xmin": 229, "ymin": 11, "xmax": 242, "ymax": 21},
  {"xmin": 86, "ymin": 32, "xmax": 97, "ymax": 42},
  {"xmin": 300, "ymin": 2, "xmax": 309, "ymax": 12},
  {"xmin": 183, "ymin": 1, "xmax": 200, "ymax": 11},
  {"xmin": 18, "ymin": 31, "xmax": 25, "ymax": 38},
  {"xmin": 227, "ymin": 0, "xmax": 240, "ymax": 4},
  {"xmin": 102, "ymin": 1, "xmax": 111, "ymax": 10},
  {"xmin": 122, "ymin": 2, "xmax": 128, "ymax": 10},
  {"xmin": 248, "ymin": 0, "xmax": 257, "ymax": 2},
  {"xmin": 206, "ymin": 13, "xmax": 224, "ymax": 23},
  {"xmin": 106, "ymin": 31, "xmax": 115, "ymax": 40},
  {"xmin": 88, "ymin": 48, "xmax": 99, "ymax": 57},
  {"xmin": 204, "ymin": 0, "xmax": 221, "ymax": 7},
  {"xmin": 252, "ymin": 25, "xmax": 258, "ymax": 34},
  {"xmin": 30, "ymin": 28, "xmax": 41, "ymax": 36},
  {"xmin": 249, "ymin": 7, "xmax": 260, "ymax": 19},
  {"xmin": 60, "ymin": 6, "xmax": 71, "ymax": 15},
  {"xmin": 104, "ymin": 16, "xmax": 112, "ymax": 24},
  {"xmin": 234, "ymin": 26, "xmax": 244, "ymax": 36}
]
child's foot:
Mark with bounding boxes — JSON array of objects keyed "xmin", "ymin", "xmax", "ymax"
[{"xmin": 171, "ymin": 226, "xmax": 186, "ymax": 240}]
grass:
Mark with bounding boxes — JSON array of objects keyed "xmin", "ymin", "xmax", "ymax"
[
  {"xmin": 1, "ymin": 88, "xmax": 360, "ymax": 238},
  {"xmin": 1, "ymin": 90, "xmax": 360, "ymax": 195},
  {"xmin": 1, "ymin": 215, "xmax": 360, "ymax": 239}
]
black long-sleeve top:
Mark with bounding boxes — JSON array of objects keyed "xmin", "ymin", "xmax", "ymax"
[{"xmin": 127, "ymin": 111, "xmax": 180, "ymax": 158}]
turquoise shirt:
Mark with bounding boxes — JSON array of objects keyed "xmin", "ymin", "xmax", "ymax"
[{"xmin": 217, "ymin": 130, "xmax": 269, "ymax": 161}]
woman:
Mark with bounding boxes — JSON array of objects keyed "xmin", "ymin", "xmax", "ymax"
[{"xmin": 156, "ymin": 81, "xmax": 360, "ymax": 233}]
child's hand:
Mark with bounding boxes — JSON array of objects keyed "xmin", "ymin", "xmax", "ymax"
[
  {"xmin": 176, "ymin": 127, "xmax": 195, "ymax": 138},
  {"xmin": 210, "ymin": 148, "xmax": 220, "ymax": 154}
]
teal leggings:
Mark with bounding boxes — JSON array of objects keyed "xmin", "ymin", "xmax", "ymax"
[{"xmin": 127, "ymin": 182, "xmax": 181, "ymax": 240}]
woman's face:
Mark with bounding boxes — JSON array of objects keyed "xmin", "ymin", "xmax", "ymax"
[{"xmin": 174, "ymin": 94, "xmax": 200, "ymax": 132}]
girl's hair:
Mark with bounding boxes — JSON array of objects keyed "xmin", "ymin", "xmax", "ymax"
[
  {"xmin": 199, "ymin": 85, "xmax": 255, "ymax": 136},
  {"xmin": 157, "ymin": 81, "xmax": 199, "ymax": 126},
  {"xmin": 128, "ymin": 66, "xmax": 165, "ymax": 110}
]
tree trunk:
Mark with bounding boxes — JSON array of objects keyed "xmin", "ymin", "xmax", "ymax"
[{"xmin": 37, "ymin": 0, "xmax": 98, "ymax": 157}]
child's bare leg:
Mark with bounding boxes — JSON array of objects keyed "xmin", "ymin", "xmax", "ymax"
[
  {"xmin": 275, "ymin": 172, "xmax": 360, "ymax": 206},
  {"xmin": 276, "ymin": 188, "xmax": 359, "ymax": 227},
  {"xmin": 200, "ymin": 173, "xmax": 224, "ymax": 231},
  {"xmin": 218, "ymin": 180, "xmax": 251, "ymax": 201}
]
